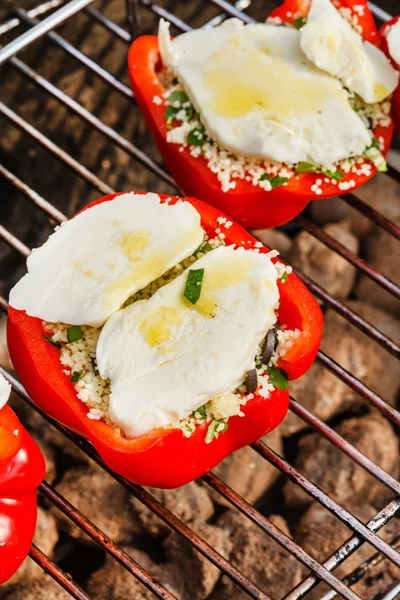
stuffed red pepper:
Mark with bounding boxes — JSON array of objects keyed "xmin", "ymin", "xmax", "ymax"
[
  {"xmin": 380, "ymin": 16, "xmax": 400, "ymax": 135},
  {"xmin": 0, "ymin": 375, "xmax": 45, "ymax": 584},
  {"xmin": 128, "ymin": 0, "xmax": 397, "ymax": 229},
  {"xmin": 8, "ymin": 192, "xmax": 323, "ymax": 488}
]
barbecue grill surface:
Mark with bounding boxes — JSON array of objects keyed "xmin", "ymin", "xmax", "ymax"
[{"xmin": 0, "ymin": 2, "xmax": 399, "ymax": 599}]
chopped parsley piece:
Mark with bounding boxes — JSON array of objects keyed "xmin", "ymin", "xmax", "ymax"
[
  {"xmin": 164, "ymin": 105, "xmax": 180, "ymax": 125},
  {"xmin": 41, "ymin": 334, "xmax": 61, "ymax": 349},
  {"xmin": 184, "ymin": 268, "xmax": 204, "ymax": 305},
  {"xmin": 165, "ymin": 91, "xmax": 194, "ymax": 126},
  {"xmin": 293, "ymin": 17, "xmax": 306, "ymax": 29},
  {"xmin": 255, "ymin": 356, "xmax": 263, "ymax": 370},
  {"xmin": 185, "ymin": 424, "xmax": 194, "ymax": 433},
  {"xmin": 295, "ymin": 162, "xmax": 344, "ymax": 181},
  {"xmin": 70, "ymin": 370, "xmax": 84, "ymax": 383},
  {"xmin": 193, "ymin": 242, "xmax": 205, "ymax": 256},
  {"xmin": 205, "ymin": 419, "xmax": 228, "ymax": 443},
  {"xmin": 187, "ymin": 125, "xmax": 208, "ymax": 147},
  {"xmin": 259, "ymin": 173, "xmax": 289, "ymax": 188},
  {"xmin": 193, "ymin": 242, "xmax": 214, "ymax": 257},
  {"xmin": 296, "ymin": 162, "xmax": 320, "ymax": 174},
  {"xmin": 281, "ymin": 271, "xmax": 288, "ymax": 283},
  {"xmin": 363, "ymin": 140, "xmax": 387, "ymax": 172},
  {"xmin": 216, "ymin": 421, "xmax": 228, "ymax": 433},
  {"xmin": 167, "ymin": 90, "xmax": 189, "ymax": 105},
  {"xmin": 194, "ymin": 405, "xmax": 207, "ymax": 420},
  {"xmin": 67, "ymin": 325, "xmax": 82, "ymax": 343},
  {"xmin": 323, "ymin": 169, "xmax": 345, "ymax": 181},
  {"xmin": 267, "ymin": 366, "xmax": 289, "ymax": 391}
]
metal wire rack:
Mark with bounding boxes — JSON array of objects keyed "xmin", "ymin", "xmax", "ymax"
[{"xmin": 0, "ymin": 0, "xmax": 399, "ymax": 598}]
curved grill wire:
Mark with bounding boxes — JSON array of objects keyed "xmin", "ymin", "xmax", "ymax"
[{"xmin": 0, "ymin": 1, "xmax": 399, "ymax": 598}]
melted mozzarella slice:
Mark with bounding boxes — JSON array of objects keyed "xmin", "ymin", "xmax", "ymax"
[
  {"xmin": 0, "ymin": 374, "xmax": 11, "ymax": 410},
  {"xmin": 300, "ymin": 0, "xmax": 398, "ymax": 103},
  {"xmin": 387, "ymin": 20, "xmax": 400, "ymax": 68},
  {"xmin": 159, "ymin": 18, "xmax": 372, "ymax": 168},
  {"xmin": 9, "ymin": 193, "xmax": 203, "ymax": 327},
  {"xmin": 96, "ymin": 246, "xmax": 279, "ymax": 439}
]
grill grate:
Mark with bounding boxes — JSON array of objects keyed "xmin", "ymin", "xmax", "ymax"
[{"xmin": 0, "ymin": 1, "xmax": 399, "ymax": 599}]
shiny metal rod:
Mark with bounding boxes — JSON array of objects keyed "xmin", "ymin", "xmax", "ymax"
[
  {"xmin": 0, "ymin": 0, "xmax": 65, "ymax": 36},
  {"xmin": 0, "ymin": 0, "xmax": 95, "ymax": 66},
  {"xmin": 368, "ymin": 2, "xmax": 392, "ymax": 22}
]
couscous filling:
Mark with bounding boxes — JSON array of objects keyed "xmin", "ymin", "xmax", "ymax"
[
  {"xmin": 157, "ymin": 79, "xmax": 390, "ymax": 194},
  {"xmin": 43, "ymin": 231, "xmax": 299, "ymax": 442}
]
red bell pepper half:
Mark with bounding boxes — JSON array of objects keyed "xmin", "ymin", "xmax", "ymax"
[
  {"xmin": 7, "ymin": 192, "xmax": 323, "ymax": 488},
  {"xmin": 0, "ymin": 404, "xmax": 45, "ymax": 584},
  {"xmin": 380, "ymin": 16, "xmax": 400, "ymax": 136},
  {"xmin": 128, "ymin": 0, "xmax": 394, "ymax": 230}
]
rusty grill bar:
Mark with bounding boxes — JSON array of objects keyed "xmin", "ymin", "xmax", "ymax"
[{"xmin": 0, "ymin": 1, "xmax": 399, "ymax": 598}]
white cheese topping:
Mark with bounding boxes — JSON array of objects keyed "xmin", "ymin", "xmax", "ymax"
[
  {"xmin": 300, "ymin": 0, "xmax": 398, "ymax": 104},
  {"xmin": 387, "ymin": 19, "xmax": 400, "ymax": 68},
  {"xmin": 158, "ymin": 17, "xmax": 372, "ymax": 169},
  {"xmin": 0, "ymin": 374, "xmax": 11, "ymax": 410},
  {"xmin": 9, "ymin": 193, "xmax": 203, "ymax": 328},
  {"xmin": 159, "ymin": 19, "xmax": 178, "ymax": 67},
  {"xmin": 96, "ymin": 246, "xmax": 279, "ymax": 439}
]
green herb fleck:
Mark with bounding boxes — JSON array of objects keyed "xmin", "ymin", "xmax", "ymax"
[
  {"xmin": 296, "ymin": 162, "xmax": 322, "ymax": 174},
  {"xmin": 193, "ymin": 242, "xmax": 204, "ymax": 256},
  {"xmin": 363, "ymin": 143, "xmax": 387, "ymax": 172},
  {"xmin": 186, "ymin": 106, "xmax": 195, "ymax": 120},
  {"xmin": 185, "ymin": 424, "xmax": 194, "ymax": 433},
  {"xmin": 267, "ymin": 367, "xmax": 289, "ymax": 391},
  {"xmin": 205, "ymin": 419, "xmax": 228, "ymax": 443},
  {"xmin": 164, "ymin": 105, "xmax": 180, "ymax": 125},
  {"xmin": 281, "ymin": 271, "xmax": 288, "ymax": 283},
  {"xmin": 167, "ymin": 90, "xmax": 189, "ymax": 105},
  {"xmin": 67, "ymin": 325, "xmax": 82, "ymax": 343},
  {"xmin": 271, "ymin": 176, "xmax": 289, "ymax": 188},
  {"xmin": 322, "ymin": 169, "xmax": 345, "ymax": 181},
  {"xmin": 193, "ymin": 242, "xmax": 214, "ymax": 257},
  {"xmin": 260, "ymin": 173, "xmax": 289, "ymax": 188},
  {"xmin": 184, "ymin": 268, "xmax": 204, "ymax": 305},
  {"xmin": 295, "ymin": 162, "xmax": 344, "ymax": 181},
  {"xmin": 194, "ymin": 405, "xmax": 207, "ymax": 420},
  {"xmin": 41, "ymin": 334, "xmax": 61, "ymax": 349},
  {"xmin": 165, "ymin": 91, "xmax": 194, "ymax": 125},
  {"xmin": 293, "ymin": 17, "xmax": 306, "ymax": 29},
  {"xmin": 70, "ymin": 370, "xmax": 84, "ymax": 383},
  {"xmin": 187, "ymin": 125, "xmax": 208, "ymax": 147}
]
